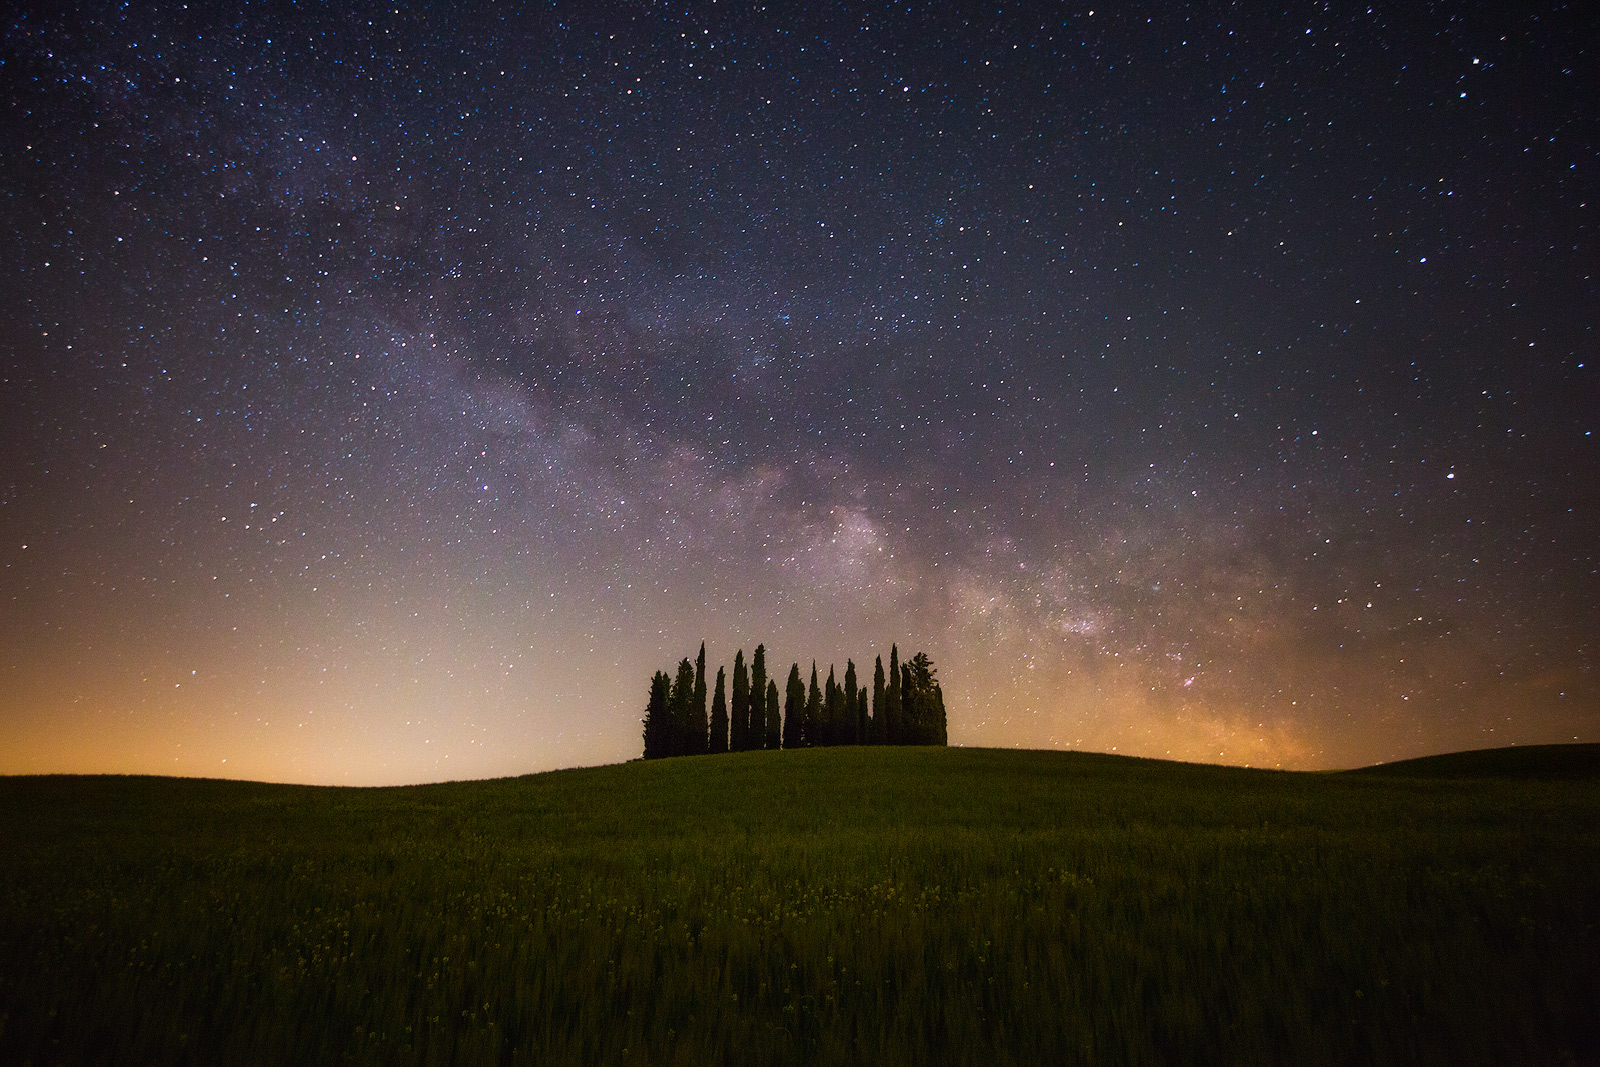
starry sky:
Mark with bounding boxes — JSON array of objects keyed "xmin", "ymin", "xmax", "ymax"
[{"xmin": 2, "ymin": 1, "xmax": 1596, "ymax": 785}]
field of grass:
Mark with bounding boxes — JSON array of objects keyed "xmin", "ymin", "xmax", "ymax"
[{"xmin": 2, "ymin": 745, "xmax": 1597, "ymax": 1065}]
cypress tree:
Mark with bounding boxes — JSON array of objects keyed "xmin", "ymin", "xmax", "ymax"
[
  {"xmin": 886, "ymin": 644, "xmax": 902, "ymax": 745},
  {"xmin": 902, "ymin": 662, "xmax": 915, "ymax": 748},
  {"xmin": 858, "ymin": 685, "xmax": 869, "ymax": 743},
  {"xmin": 765, "ymin": 680, "xmax": 780, "ymax": 749},
  {"xmin": 905, "ymin": 653, "xmax": 944, "ymax": 747},
  {"xmin": 642, "ymin": 669, "xmax": 670, "ymax": 759},
  {"xmin": 824, "ymin": 666, "xmax": 841, "ymax": 747},
  {"xmin": 896, "ymin": 659, "xmax": 921, "ymax": 742},
  {"xmin": 658, "ymin": 669, "xmax": 674, "ymax": 751},
  {"xmin": 805, "ymin": 662, "xmax": 822, "ymax": 748},
  {"xmin": 783, "ymin": 664, "xmax": 805, "ymax": 749},
  {"xmin": 821, "ymin": 667, "xmax": 833, "ymax": 746},
  {"xmin": 671, "ymin": 657, "xmax": 698, "ymax": 755},
  {"xmin": 750, "ymin": 644, "xmax": 767, "ymax": 749},
  {"xmin": 818, "ymin": 670, "xmax": 830, "ymax": 746},
  {"xmin": 843, "ymin": 660, "xmax": 859, "ymax": 745},
  {"xmin": 872, "ymin": 655, "xmax": 886, "ymax": 744},
  {"xmin": 709, "ymin": 666, "xmax": 728, "ymax": 753},
  {"xmin": 731, "ymin": 649, "xmax": 749, "ymax": 752},
  {"xmin": 694, "ymin": 642, "xmax": 708, "ymax": 747},
  {"xmin": 666, "ymin": 662, "xmax": 684, "ymax": 755}
]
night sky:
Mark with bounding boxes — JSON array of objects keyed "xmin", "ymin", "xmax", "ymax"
[{"xmin": 2, "ymin": 2, "xmax": 1595, "ymax": 785}]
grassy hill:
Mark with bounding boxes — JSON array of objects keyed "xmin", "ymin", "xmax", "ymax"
[
  {"xmin": 1347, "ymin": 741, "xmax": 1600, "ymax": 780},
  {"xmin": 2, "ymin": 746, "xmax": 1597, "ymax": 1065}
]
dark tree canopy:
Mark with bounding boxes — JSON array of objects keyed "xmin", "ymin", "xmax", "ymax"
[
  {"xmin": 730, "ymin": 649, "xmax": 750, "ymax": 753},
  {"xmin": 896, "ymin": 652, "xmax": 947, "ymax": 746},
  {"xmin": 641, "ymin": 670, "xmax": 670, "ymax": 760},
  {"xmin": 750, "ymin": 645, "xmax": 767, "ymax": 751},
  {"xmin": 694, "ymin": 642, "xmax": 708, "ymax": 749},
  {"xmin": 765, "ymin": 680, "xmax": 781, "ymax": 750},
  {"xmin": 820, "ymin": 666, "xmax": 836, "ymax": 747},
  {"xmin": 886, "ymin": 645, "xmax": 902, "ymax": 745},
  {"xmin": 709, "ymin": 666, "xmax": 728, "ymax": 754},
  {"xmin": 872, "ymin": 656, "xmax": 886, "ymax": 744},
  {"xmin": 641, "ymin": 644, "xmax": 946, "ymax": 758},
  {"xmin": 782, "ymin": 664, "xmax": 805, "ymax": 750},
  {"xmin": 843, "ymin": 660, "xmax": 859, "ymax": 746},
  {"xmin": 670, "ymin": 658, "xmax": 701, "ymax": 756},
  {"xmin": 806, "ymin": 663, "xmax": 822, "ymax": 748}
]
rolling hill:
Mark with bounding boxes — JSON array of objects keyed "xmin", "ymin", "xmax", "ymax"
[{"xmin": 2, "ymin": 745, "xmax": 1596, "ymax": 1065}]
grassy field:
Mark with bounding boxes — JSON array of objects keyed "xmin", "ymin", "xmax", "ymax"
[{"xmin": 2, "ymin": 745, "xmax": 1597, "ymax": 1065}]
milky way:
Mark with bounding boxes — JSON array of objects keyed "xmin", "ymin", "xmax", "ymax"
[{"xmin": 2, "ymin": 2, "xmax": 1596, "ymax": 783}]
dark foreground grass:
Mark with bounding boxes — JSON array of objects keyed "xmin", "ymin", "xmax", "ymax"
[{"xmin": 2, "ymin": 746, "xmax": 1597, "ymax": 1066}]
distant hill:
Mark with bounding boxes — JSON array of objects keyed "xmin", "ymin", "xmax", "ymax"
[{"xmin": 1349, "ymin": 742, "xmax": 1600, "ymax": 780}]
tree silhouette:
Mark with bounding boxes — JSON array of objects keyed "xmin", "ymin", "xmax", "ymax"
[
  {"xmin": 694, "ymin": 643, "xmax": 708, "ymax": 749},
  {"xmin": 805, "ymin": 662, "xmax": 822, "ymax": 748},
  {"xmin": 671, "ymin": 657, "xmax": 699, "ymax": 755},
  {"xmin": 709, "ymin": 666, "xmax": 728, "ymax": 754},
  {"xmin": 824, "ymin": 666, "xmax": 842, "ymax": 747},
  {"xmin": 897, "ymin": 652, "xmax": 942, "ymax": 745},
  {"xmin": 641, "ymin": 641, "xmax": 945, "ymax": 758},
  {"xmin": 750, "ymin": 644, "xmax": 767, "ymax": 751},
  {"xmin": 642, "ymin": 669, "xmax": 670, "ymax": 759},
  {"xmin": 731, "ymin": 649, "xmax": 749, "ymax": 752},
  {"xmin": 886, "ymin": 645, "xmax": 902, "ymax": 745},
  {"xmin": 901, "ymin": 661, "xmax": 915, "ymax": 744},
  {"xmin": 765, "ymin": 680, "xmax": 781, "ymax": 749},
  {"xmin": 783, "ymin": 664, "xmax": 805, "ymax": 749},
  {"xmin": 872, "ymin": 656, "xmax": 886, "ymax": 744},
  {"xmin": 843, "ymin": 660, "xmax": 859, "ymax": 745}
]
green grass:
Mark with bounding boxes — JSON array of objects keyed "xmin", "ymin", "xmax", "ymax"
[{"xmin": 2, "ymin": 746, "xmax": 1597, "ymax": 1065}]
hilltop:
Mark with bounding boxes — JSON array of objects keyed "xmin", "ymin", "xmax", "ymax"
[{"xmin": 1347, "ymin": 741, "xmax": 1600, "ymax": 780}]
